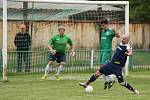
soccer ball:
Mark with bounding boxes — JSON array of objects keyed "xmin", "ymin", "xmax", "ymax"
[{"xmin": 85, "ymin": 85, "xmax": 93, "ymax": 92}]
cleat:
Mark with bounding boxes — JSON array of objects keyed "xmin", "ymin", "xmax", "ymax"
[
  {"xmin": 55, "ymin": 74, "xmax": 61, "ymax": 80},
  {"xmin": 41, "ymin": 75, "xmax": 48, "ymax": 80},
  {"xmin": 104, "ymin": 82, "xmax": 109, "ymax": 89},
  {"xmin": 108, "ymin": 81, "xmax": 115, "ymax": 89},
  {"xmin": 78, "ymin": 82, "xmax": 87, "ymax": 88},
  {"xmin": 134, "ymin": 89, "xmax": 140, "ymax": 95}
]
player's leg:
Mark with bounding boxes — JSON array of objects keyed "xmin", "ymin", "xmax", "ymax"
[
  {"xmin": 107, "ymin": 74, "xmax": 115, "ymax": 89},
  {"xmin": 42, "ymin": 61, "xmax": 54, "ymax": 80},
  {"xmin": 115, "ymin": 69, "xmax": 140, "ymax": 95},
  {"xmin": 56, "ymin": 62, "xmax": 65, "ymax": 75},
  {"xmin": 100, "ymin": 52, "xmax": 109, "ymax": 89},
  {"xmin": 42, "ymin": 53, "xmax": 56, "ymax": 80},
  {"xmin": 117, "ymin": 75, "xmax": 139, "ymax": 94},
  {"xmin": 55, "ymin": 53, "xmax": 66, "ymax": 80},
  {"xmin": 100, "ymin": 52, "xmax": 115, "ymax": 89},
  {"xmin": 55, "ymin": 62, "xmax": 65, "ymax": 80},
  {"xmin": 79, "ymin": 63, "xmax": 111, "ymax": 88},
  {"xmin": 79, "ymin": 70, "xmax": 102, "ymax": 88},
  {"xmin": 102, "ymin": 73, "xmax": 110, "ymax": 89}
]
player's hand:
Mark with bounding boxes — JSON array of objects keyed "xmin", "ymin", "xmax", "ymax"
[
  {"xmin": 125, "ymin": 52, "xmax": 128, "ymax": 56},
  {"xmin": 50, "ymin": 49, "xmax": 56, "ymax": 55},
  {"xmin": 125, "ymin": 49, "xmax": 132, "ymax": 56},
  {"xmin": 70, "ymin": 51, "xmax": 75, "ymax": 57}
]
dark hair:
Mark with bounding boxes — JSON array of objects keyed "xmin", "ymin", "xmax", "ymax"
[
  {"xmin": 58, "ymin": 27, "xmax": 65, "ymax": 31},
  {"xmin": 100, "ymin": 19, "xmax": 109, "ymax": 24}
]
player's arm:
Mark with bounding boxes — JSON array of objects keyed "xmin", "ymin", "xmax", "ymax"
[
  {"xmin": 67, "ymin": 37, "xmax": 75, "ymax": 56},
  {"xmin": 70, "ymin": 45, "xmax": 75, "ymax": 52},
  {"xmin": 114, "ymin": 29, "xmax": 121, "ymax": 38},
  {"xmin": 70, "ymin": 45, "xmax": 75, "ymax": 57},
  {"xmin": 125, "ymin": 45, "xmax": 132, "ymax": 56},
  {"xmin": 126, "ymin": 48, "xmax": 132, "ymax": 56},
  {"xmin": 109, "ymin": 24, "xmax": 121, "ymax": 38},
  {"xmin": 48, "ymin": 37, "xmax": 56, "ymax": 55},
  {"xmin": 47, "ymin": 45, "xmax": 53, "ymax": 51}
]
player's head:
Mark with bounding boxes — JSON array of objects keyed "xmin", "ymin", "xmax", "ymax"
[
  {"xmin": 19, "ymin": 24, "xmax": 26, "ymax": 32},
  {"xmin": 121, "ymin": 34, "xmax": 130, "ymax": 44},
  {"xmin": 100, "ymin": 19, "xmax": 109, "ymax": 29},
  {"xmin": 58, "ymin": 27, "xmax": 65, "ymax": 36}
]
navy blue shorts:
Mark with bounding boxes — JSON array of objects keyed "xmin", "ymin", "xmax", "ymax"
[
  {"xmin": 48, "ymin": 52, "xmax": 66, "ymax": 63},
  {"xmin": 100, "ymin": 62, "xmax": 123, "ymax": 78}
]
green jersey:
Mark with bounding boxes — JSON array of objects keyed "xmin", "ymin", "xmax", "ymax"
[
  {"xmin": 100, "ymin": 28, "xmax": 115, "ymax": 51},
  {"xmin": 48, "ymin": 34, "xmax": 73, "ymax": 53},
  {"xmin": 99, "ymin": 28, "xmax": 115, "ymax": 64}
]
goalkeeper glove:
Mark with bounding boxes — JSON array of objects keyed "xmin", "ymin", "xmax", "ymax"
[
  {"xmin": 50, "ymin": 49, "xmax": 56, "ymax": 55},
  {"xmin": 70, "ymin": 50, "xmax": 75, "ymax": 57}
]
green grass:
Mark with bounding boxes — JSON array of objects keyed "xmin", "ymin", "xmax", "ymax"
[{"xmin": 0, "ymin": 71, "xmax": 150, "ymax": 100}]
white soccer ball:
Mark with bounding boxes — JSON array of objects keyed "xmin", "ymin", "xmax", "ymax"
[{"xmin": 85, "ymin": 85, "xmax": 93, "ymax": 92}]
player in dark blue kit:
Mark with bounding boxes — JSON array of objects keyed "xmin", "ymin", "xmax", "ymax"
[{"xmin": 79, "ymin": 35, "xmax": 140, "ymax": 95}]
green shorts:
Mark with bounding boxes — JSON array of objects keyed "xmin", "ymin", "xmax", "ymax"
[{"xmin": 99, "ymin": 51, "xmax": 112, "ymax": 64}]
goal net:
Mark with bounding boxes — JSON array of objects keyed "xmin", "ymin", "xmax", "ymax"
[{"xmin": 2, "ymin": 0, "xmax": 129, "ymax": 80}]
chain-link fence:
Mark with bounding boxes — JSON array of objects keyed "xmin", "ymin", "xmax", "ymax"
[
  {"xmin": 0, "ymin": 49, "xmax": 150, "ymax": 74},
  {"xmin": 129, "ymin": 49, "xmax": 150, "ymax": 70},
  {"xmin": 5, "ymin": 50, "xmax": 99, "ymax": 74}
]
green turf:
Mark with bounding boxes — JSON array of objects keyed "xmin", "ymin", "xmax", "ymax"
[{"xmin": 0, "ymin": 71, "xmax": 150, "ymax": 100}]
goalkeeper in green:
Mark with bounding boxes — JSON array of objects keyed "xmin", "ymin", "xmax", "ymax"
[
  {"xmin": 99, "ymin": 19, "xmax": 120, "ymax": 89},
  {"xmin": 42, "ymin": 27, "xmax": 75, "ymax": 80}
]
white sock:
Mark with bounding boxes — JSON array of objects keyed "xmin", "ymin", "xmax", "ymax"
[
  {"xmin": 106, "ymin": 75, "xmax": 114, "ymax": 82},
  {"xmin": 56, "ymin": 65, "xmax": 64, "ymax": 75},
  {"xmin": 45, "ymin": 64, "xmax": 54, "ymax": 75},
  {"xmin": 103, "ymin": 75, "xmax": 109, "ymax": 82}
]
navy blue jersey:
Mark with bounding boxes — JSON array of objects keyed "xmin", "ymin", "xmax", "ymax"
[{"xmin": 111, "ymin": 43, "xmax": 132, "ymax": 67}]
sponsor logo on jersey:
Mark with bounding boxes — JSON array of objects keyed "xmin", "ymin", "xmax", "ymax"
[
  {"xmin": 101, "ymin": 37, "xmax": 106, "ymax": 39},
  {"xmin": 106, "ymin": 32, "xmax": 110, "ymax": 35},
  {"xmin": 56, "ymin": 38, "xmax": 60, "ymax": 40}
]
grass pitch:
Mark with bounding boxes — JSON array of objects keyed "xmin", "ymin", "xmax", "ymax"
[{"xmin": 0, "ymin": 70, "xmax": 150, "ymax": 100}]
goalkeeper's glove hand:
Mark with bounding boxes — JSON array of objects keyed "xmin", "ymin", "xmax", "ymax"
[
  {"xmin": 50, "ymin": 49, "xmax": 56, "ymax": 55},
  {"xmin": 70, "ymin": 50, "xmax": 75, "ymax": 57}
]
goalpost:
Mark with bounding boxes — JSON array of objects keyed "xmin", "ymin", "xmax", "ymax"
[{"xmin": 2, "ymin": 0, "xmax": 129, "ymax": 80}]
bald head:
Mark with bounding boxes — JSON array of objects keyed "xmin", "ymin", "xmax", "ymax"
[
  {"xmin": 19, "ymin": 24, "xmax": 26, "ymax": 32},
  {"xmin": 19, "ymin": 24, "xmax": 26, "ymax": 29},
  {"xmin": 122, "ymin": 34, "xmax": 130, "ymax": 44}
]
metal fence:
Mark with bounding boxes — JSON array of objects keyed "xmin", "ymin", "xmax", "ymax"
[
  {"xmin": 0, "ymin": 50, "xmax": 2, "ymax": 72},
  {"xmin": 0, "ymin": 49, "xmax": 150, "ymax": 74},
  {"xmin": 3, "ymin": 50, "xmax": 99, "ymax": 73},
  {"xmin": 129, "ymin": 49, "xmax": 150, "ymax": 70}
]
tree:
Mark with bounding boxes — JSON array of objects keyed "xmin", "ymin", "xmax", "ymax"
[{"xmin": 129, "ymin": 0, "xmax": 150, "ymax": 23}]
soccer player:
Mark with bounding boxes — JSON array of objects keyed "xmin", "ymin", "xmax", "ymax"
[
  {"xmin": 79, "ymin": 34, "xmax": 140, "ymax": 95},
  {"xmin": 99, "ymin": 19, "xmax": 120, "ymax": 89},
  {"xmin": 42, "ymin": 27, "xmax": 75, "ymax": 80}
]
